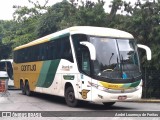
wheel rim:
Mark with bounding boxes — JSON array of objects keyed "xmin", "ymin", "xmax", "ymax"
[{"xmin": 68, "ymin": 91, "xmax": 75, "ymax": 103}]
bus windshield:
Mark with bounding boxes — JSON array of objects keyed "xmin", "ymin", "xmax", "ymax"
[
  {"xmin": 0, "ymin": 61, "xmax": 13, "ymax": 80},
  {"xmin": 89, "ymin": 36, "xmax": 141, "ymax": 80},
  {"xmin": 0, "ymin": 62, "xmax": 6, "ymax": 71}
]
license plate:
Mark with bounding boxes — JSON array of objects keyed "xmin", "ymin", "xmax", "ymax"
[{"xmin": 118, "ymin": 96, "xmax": 127, "ymax": 101}]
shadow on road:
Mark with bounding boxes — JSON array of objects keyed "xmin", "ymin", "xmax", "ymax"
[{"xmin": 18, "ymin": 91, "xmax": 134, "ymax": 110}]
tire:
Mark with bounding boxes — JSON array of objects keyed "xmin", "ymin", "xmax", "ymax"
[
  {"xmin": 20, "ymin": 81, "xmax": 26, "ymax": 95},
  {"xmin": 25, "ymin": 81, "xmax": 32, "ymax": 96},
  {"xmin": 103, "ymin": 102, "xmax": 115, "ymax": 107},
  {"xmin": 65, "ymin": 86, "xmax": 78, "ymax": 107}
]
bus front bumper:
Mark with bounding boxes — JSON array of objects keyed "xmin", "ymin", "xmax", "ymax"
[{"xmin": 91, "ymin": 86, "xmax": 142, "ymax": 103}]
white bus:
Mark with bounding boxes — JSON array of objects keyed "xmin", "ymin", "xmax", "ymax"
[
  {"xmin": 13, "ymin": 26, "xmax": 151, "ymax": 107},
  {"xmin": 0, "ymin": 59, "xmax": 14, "ymax": 88}
]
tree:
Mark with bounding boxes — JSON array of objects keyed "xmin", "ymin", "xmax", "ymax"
[
  {"xmin": 36, "ymin": 0, "xmax": 107, "ymax": 37},
  {"xmin": 123, "ymin": 1, "xmax": 160, "ymax": 69},
  {"xmin": 36, "ymin": 0, "xmax": 77, "ymax": 37},
  {"xmin": 107, "ymin": 0, "xmax": 123, "ymax": 23},
  {"xmin": 13, "ymin": 0, "xmax": 49, "ymax": 22},
  {"xmin": 3, "ymin": 0, "xmax": 49, "ymax": 49},
  {"xmin": 76, "ymin": 0, "xmax": 106, "ymax": 26},
  {"xmin": 0, "ymin": 20, "xmax": 13, "ymax": 59}
]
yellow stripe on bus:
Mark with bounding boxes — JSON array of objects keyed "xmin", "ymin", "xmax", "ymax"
[{"xmin": 99, "ymin": 81, "xmax": 130, "ymax": 90}]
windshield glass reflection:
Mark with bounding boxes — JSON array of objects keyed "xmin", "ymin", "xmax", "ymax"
[{"xmin": 89, "ymin": 36, "xmax": 141, "ymax": 79}]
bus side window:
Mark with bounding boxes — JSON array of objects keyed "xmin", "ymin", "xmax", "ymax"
[
  {"xmin": 76, "ymin": 45, "xmax": 91, "ymax": 75},
  {"xmin": 82, "ymin": 50, "xmax": 90, "ymax": 75},
  {"xmin": 72, "ymin": 34, "xmax": 90, "ymax": 75},
  {"xmin": 39, "ymin": 43, "xmax": 47, "ymax": 60},
  {"xmin": 59, "ymin": 37, "xmax": 73, "ymax": 63},
  {"xmin": 48, "ymin": 41, "xmax": 58, "ymax": 60}
]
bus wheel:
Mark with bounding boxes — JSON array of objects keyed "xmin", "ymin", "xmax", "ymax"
[
  {"xmin": 65, "ymin": 86, "xmax": 78, "ymax": 107},
  {"xmin": 103, "ymin": 102, "xmax": 115, "ymax": 107},
  {"xmin": 20, "ymin": 81, "xmax": 26, "ymax": 95},
  {"xmin": 25, "ymin": 81, "xmax": 32, "ymax": 96}
]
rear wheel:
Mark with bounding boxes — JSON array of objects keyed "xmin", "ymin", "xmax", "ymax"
[
  {"xmin": 103, "ymin": 102, "xmax": 115, "ymax": 107},
  {"xmin": 20, "ymin": 81, "xmax": 26, "ymax": 95},
  {"xmin": 65, "ymin": 86, "xmax": 78, "ymax": 107},
  {"xmin": 25, "ymin": 81, "xmax": 32, "ymax": 96}
]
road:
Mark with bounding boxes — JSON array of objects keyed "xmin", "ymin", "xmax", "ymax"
[{"xmin": 0, "ymin": 90, "xmax": 160, "ymax": 120}]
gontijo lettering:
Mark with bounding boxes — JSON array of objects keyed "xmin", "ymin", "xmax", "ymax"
[{"xmin": 21, "ymin": 64, "xmax": 36, "ymax": 71}]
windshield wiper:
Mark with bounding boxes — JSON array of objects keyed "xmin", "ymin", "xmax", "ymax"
[{"xmin": 109, "ymin": 53, "xmax": 114, "ymax": 66}]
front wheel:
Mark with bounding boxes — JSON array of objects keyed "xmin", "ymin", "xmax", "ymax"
[
  {"xmin": 65, "ymin": 86, "xmax": 78, "ymax": 107},
  {"xmin": 103, "ymin": 102, "xmax": 115, "ymax": 107}
]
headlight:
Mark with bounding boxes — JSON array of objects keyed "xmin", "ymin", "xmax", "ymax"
[
  {"xmin": 97, "ymin": 85, "xmax": 106, "ymax": 91},
  {"xmin": 88, "ymin": 81, "xmax": 108, "ymax": 92}
]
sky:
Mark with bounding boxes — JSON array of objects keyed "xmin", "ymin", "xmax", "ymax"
[
  {"xmin": 0, "ymin": 0, "xmax": 61, "ymax": 20},
  {"xmin": 0, "ymin": 0, "xmax": 138, "ymax": 20}
]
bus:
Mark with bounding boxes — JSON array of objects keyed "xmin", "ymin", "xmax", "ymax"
[
  {"xmin": 13, "ymin": 26, "xmax": 151, "ymax": 107},
  {"xmin": 0, "ymin": 59, "xmax": 14, "ymax": 88}
]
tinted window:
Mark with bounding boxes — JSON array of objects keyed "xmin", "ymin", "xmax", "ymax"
[
  {"xmin": 14, "ymin": 35, "xmax": 73, "ymax": 63},
  {"xmin": 72, "ymin": 34, "xmax": 90, "ymax": 75},
  {"xmin": 0, "ymin": 62, "xmax": 6, "ymax": 71}
]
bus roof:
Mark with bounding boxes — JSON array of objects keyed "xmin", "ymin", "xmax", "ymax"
[{"xmin": 14, "ymin": 26, "xmax": 134, "ymax": 51}]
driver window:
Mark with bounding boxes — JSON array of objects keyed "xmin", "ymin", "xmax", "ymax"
[
  {"xmin": 82, "ymin": 50, "xmax": 90, "ymax": 75},
  {"xmin": 72, "ymin": 34, "xmax": 91, "ymax": 75}
]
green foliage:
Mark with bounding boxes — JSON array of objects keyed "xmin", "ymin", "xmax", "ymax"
[
  {"xmin": 36, "ymin": 0, "xmax": 106, "ymax": 37},
  {"xmin": 13, "ymin": 0, "xmax": 49, "ymax": 22},
  {"xmin": 0, "ymin": 0, "xmax": 47, "ymax": 59},
  {"xmin": 105, "ymin": 0, "xmax": 160, "ymax": 70},
  {"xmin": 0, "ymin": 20, "xmax": 14, "ymax": 59},
  {"xmin": 125, "ymin": 1, "xmax": 160, "ymax": 70},
  {"xmin": 36, "ymin": 0, "xmax": 77, "ymax": 37},
  {"xmin": 76, "ymin": 0, "xmax": 106, "ymax": 26}
]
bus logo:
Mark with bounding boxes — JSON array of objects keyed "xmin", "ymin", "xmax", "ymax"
[
  {"xmin": 61, "ymin": 65, "xmax": 73, "ymax": 71},
  {"xmin": 21, "ymin": 64, "xmax": 36, "ymax": 71},
  {"xmin": 79, "ymin": 89, "xmax": 90, "ymax": 99}
]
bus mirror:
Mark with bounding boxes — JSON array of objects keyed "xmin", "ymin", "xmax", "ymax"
[
  {"xmin": 80, "ymin": 41, "xmax": 96, "ymax": 60},
  {"xmin": 137, "ymin": 44, "xmax": 151, "ymax": 61}
]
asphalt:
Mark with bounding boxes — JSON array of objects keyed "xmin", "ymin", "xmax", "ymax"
[{"xmin": 1, "ymin": 90, "xmax": 160, "ymax": 103}]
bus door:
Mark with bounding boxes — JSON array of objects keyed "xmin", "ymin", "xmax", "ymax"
[{"xmin": 77, "ymin": 47, "xmax": 92, "ymax": 101}]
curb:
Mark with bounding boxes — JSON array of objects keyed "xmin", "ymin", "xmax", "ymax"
[{"xmin": 131, "ymin": 99, "xmax": 160, "ymax": 103}]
